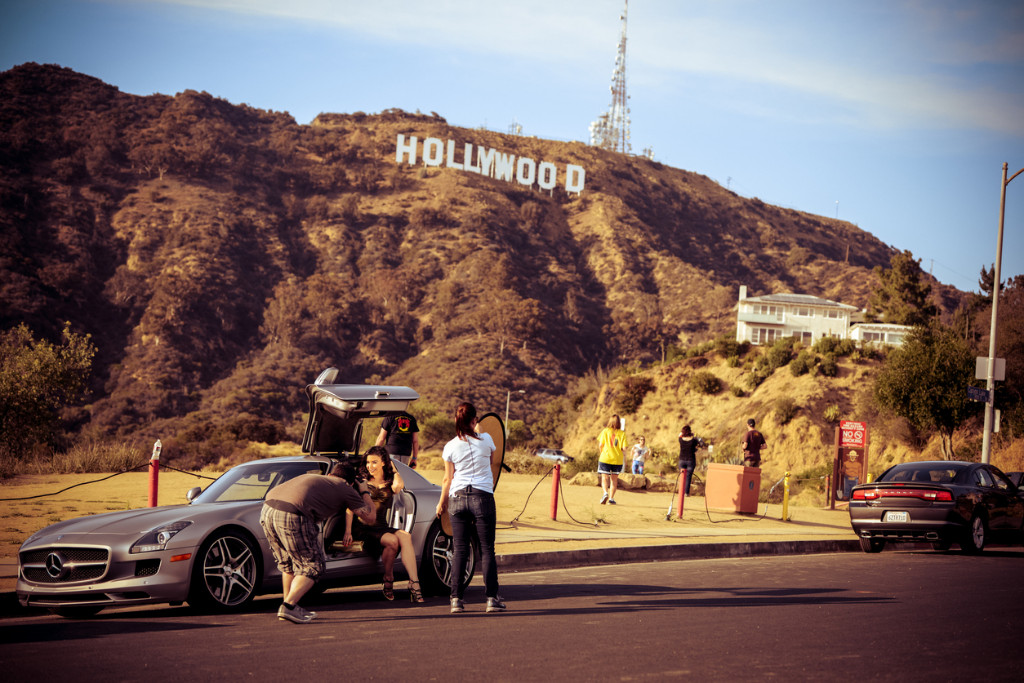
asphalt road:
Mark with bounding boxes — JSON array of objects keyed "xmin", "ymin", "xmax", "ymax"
[{"xmin": 3, "ymin": 548, "xmax": 1022, "ymax": 681}]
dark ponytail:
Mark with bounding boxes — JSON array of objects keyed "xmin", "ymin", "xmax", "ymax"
[{"xmin": 454, "ymin": 401, "xmax": 479, "ymax": 440}]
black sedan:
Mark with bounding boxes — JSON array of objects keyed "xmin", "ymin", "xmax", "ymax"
[{"xmin": 848, "ymin": 461, "xmax": 1024, "ymax": 553}]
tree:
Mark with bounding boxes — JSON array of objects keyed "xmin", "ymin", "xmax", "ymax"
[
  {"xmin": 868, "ymin": 250, "xmax": 938, "ymax": 325},
  {"xmin": 874, "ymin": 323, "xmax": 975, "ymax": 459},
  {"xmin": 977, "ymin": 264, "xmax": 1004, "ymax": 304},
  {"xmin": 0, "ymin": 323, "xmax": 96, "ymax": 460}
]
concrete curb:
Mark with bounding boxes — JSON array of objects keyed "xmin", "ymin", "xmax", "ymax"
[{"xmin": 498, "ymin": 539, "xmax": 863, "ymax": 573}]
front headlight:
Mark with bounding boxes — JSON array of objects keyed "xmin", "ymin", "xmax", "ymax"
[{"xmin": 131, "ymin": 521, "xmax": 193, "ymax": 553}]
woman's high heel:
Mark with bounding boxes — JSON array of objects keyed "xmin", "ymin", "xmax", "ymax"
[
  {"xmin": 382, "ymin": 576, "xmax": 395, "ymax": 601},
  {"xmin": 409, "ymin": 580, "xmax": 424, "ymax": 603}
]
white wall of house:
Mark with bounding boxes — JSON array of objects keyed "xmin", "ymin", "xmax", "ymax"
[
  {"xmin": 735, "ymin": 287, "xmax": 859, "ymax": 346},
  {"xmin": 734, "ymin": 286, "xmax": 912, "ymax": 347},
  {"xmin": 848, "ymin": 323, "xmax": 911, "ymax": 346}
]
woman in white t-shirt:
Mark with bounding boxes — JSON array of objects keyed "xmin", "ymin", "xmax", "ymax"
[{"xmin": 436, "ymin": 401, "xmax": 504, "ymax": 614}]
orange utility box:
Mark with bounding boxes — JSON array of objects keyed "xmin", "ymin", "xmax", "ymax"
[{"xmin": 705, "ymin": 463, "xmax": 761, "ymax": 514}]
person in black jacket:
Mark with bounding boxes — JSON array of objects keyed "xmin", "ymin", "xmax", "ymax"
[{"xmin": 677, "ymin": 425, "xmax": 699, "ymax": 496}]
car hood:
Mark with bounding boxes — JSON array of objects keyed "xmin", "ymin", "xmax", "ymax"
[{"xmin": 21, "ymin": 503, "xmax": 242, "ymax": 548}]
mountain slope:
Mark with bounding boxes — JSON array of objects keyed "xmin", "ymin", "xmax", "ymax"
[{"xmin": 0, "ymin": 63, "xmax": 965, "ymax": 454}]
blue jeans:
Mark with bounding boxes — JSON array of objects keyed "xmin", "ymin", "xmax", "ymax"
[
  {"xmin": 632, "ymin": 460, "xmax": 644, "ymax": 474},
  {"xmin": 678, "ymin": 461, "xmax": 696, "ymax": 496},
  {"xmin": 449, "ymin": 486, "xmax": 499, "ymax": 599}
]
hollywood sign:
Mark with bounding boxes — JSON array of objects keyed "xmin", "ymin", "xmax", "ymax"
[{"xmin": 395, "ymin": 134, "xmax": 585, "ymax": 194}]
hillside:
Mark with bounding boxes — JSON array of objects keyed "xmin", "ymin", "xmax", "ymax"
[{"xmin": 0, "ymin": 63, "xmax": 970, "ymax": 461}]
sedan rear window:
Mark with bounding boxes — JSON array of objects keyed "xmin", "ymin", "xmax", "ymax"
[{"xmin": 882, "ymin": 466, "xmax": 963, "ymax": 484}]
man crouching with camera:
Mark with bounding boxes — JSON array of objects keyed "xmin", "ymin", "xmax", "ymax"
[{"xmin": 260, "ymin": 462, "xmax": 376, "ymax": 624}]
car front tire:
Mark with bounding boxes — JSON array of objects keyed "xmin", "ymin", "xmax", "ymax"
[
  {"xmin": 960, "ymin": 514, "xmax": 987, "ymax": 554},
  {"xmin": 188, "ymin": 529, "xmax": 261, "ymax": 611},
  {"xmin": 419, "ymin": 521, "xmax": 477, "ymax": 596}
]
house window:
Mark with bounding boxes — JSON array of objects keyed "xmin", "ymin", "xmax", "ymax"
[
  {"xmin": 862, "ymin": 332, "xmax": 884, "ymax": 343},
  {"xmin": 823, "ymin": 309, "xmax": 843, "ymax": 319},
  {"xmin": 751, "ymin": 327, "xmax": 781, "ymax": 345},
  {"xmin": 796, "ymin": 331, "xmax": 813, "ymax": 345},
  {"xmin": 750, "ymin": 304, "xmax": 782, "ymax": 319},
  {"xmin": 793, "ymin": 307, "xmax": 813, "ymax": 317}
]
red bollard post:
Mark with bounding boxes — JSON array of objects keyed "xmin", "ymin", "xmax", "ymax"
[
  {"xmin": 550, "ymin": 462, "xmax": 560, "ymax": 520},
  {"xmin": 675, "ymin": 470, "xmax": 686, "ymax": 518},
  {"xmin": 148, "ymin": 439, "xmax": 162, "ymax": 507}
]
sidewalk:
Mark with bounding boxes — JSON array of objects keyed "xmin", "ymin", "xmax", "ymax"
[{"xmin": 492, "ymin": 503, "xmax": 859, "ymax": 572}]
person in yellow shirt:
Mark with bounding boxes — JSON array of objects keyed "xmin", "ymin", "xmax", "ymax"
[{"xmin": 596, "ymin": 414, "xmax": 627, "ymax": 504}]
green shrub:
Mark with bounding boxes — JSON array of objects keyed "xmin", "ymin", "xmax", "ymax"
[
  {"xmin": 730, "ymin": 385, "xmax": 746, "ymax": 398},
  {"xmin": 726, "ymin": 355, "xmax": 740, "ymax": 368},
  {"xmin": 775, "ymin": 397, "xmax": 799, "ymax": 424},
  {"xmin": 504, "ymin": 447, "xmax": 553, "ymax": 475},
  {"xmin": 615, "ymin": 375, "xmax": 655, "ymax": 415},
  {"xmin": 747, "ymin": 366, "xmax": 770, "ymax": 390},
  {"xmin": 764, "ymin": 337, "xmax": 796, "ymax": 370},
  {"xmin": 565, "ymin": 449, "xmax": 599, "ymax": 478},
  {"xmin": 689, "ymin": 370, "xmax": 722, "ymax": 394},
  {"xmin": 813, "ymin": 336, "xmax": 841, "ymax": 354},
  {"xmin": 714, "ymin": 336, "xmax": 748, "ymax": 359},
  {"xmin": 824, "ymin": 404, "xmax": 840, "ymax": 423},
  {"xmin": 818, "ymin": 353, "xmax": 838, "ymax": 377},
  {"xmin": 790, "ymin": 350, "xmax": 817, "ymax": 376},
  {"xmin": 665, "ymin": 344, "xmax": 686, "ymax": 363}
]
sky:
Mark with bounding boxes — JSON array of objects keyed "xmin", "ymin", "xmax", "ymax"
[{"xmin": 2, "ymin": 0, "xmax": 1022, "ymax": 294}]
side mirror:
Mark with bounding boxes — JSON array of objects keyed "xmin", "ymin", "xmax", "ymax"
[{"xmin": 186, "ymin": 486, "xmax": 202, "ymax": 502}]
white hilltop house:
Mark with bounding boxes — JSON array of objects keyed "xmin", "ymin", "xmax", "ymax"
[
  {"xmin": 735, "ymin": 286, "xmax": 909, "ymax": 346},
  {"xmin": 847, "ymin": 322, "xmax": 911, "ymax": 346}
]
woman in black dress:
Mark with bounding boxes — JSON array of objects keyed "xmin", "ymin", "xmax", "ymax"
[{"xmin": 343, "ymin": 446, "xmax": 424, "ymax": 602}]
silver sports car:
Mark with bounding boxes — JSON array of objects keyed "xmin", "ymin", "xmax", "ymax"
[{"xmin": 17, "ymin": 370, "xmax": 484, "ymax": 617}]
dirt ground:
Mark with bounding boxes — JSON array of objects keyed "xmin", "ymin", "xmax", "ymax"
[{"xmin": 0, "ymin": 468, "xmax": 854, "ymax": 593}]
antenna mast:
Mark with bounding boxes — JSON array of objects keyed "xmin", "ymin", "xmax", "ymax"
[{"xmin": 589, "ymin": 0, "xmax": 631, "ymax": 154}]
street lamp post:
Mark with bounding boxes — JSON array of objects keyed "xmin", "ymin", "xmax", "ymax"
[
  {"xmin": 981, "ymin": 162, "xmax": 1023, "ymax": 464},
  {"xmin": 505, "ymin": 389, "xmax": 526, "ymax": 435}
]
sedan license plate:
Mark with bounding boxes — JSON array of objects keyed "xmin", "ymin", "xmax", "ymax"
[{"xmin": 884, "ymin": 511, "xmax": 909, "ymax": 523}]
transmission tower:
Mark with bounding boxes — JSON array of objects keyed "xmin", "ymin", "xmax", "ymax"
[{"xmin": 589, "ymin": 0, "xmax": 631, "ymax": 154}]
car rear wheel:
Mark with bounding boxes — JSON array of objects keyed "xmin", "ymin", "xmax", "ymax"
[
  {"xmin": 859, "ymin": 537, "xmax": 885, "ymax": 553},
  {"xmin": 419, "ymin": 521, "xmax": 477, "ymax": 596},
  {"xmin": 188, "ymin": 530, "xmax": 260, "ymax": 610},
  {"xmin": 960, "ymin": 514, "xmax": 987, "ymax": 554}
]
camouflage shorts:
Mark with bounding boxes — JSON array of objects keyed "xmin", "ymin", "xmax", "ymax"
[{"xmin": 259, "ymin": 505, "xmax": 325, "ymax": 579}]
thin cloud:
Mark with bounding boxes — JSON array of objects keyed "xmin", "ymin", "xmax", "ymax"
[{"xmin": 141, "ymin": 0, "xmax": 1024, "ymax": 135}]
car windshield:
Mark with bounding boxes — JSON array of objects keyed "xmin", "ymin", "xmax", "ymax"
[
  {"xmin": 880, "ymin": 464, "xmax": 967, "ymax": 484},
  {"xmin": 192, "ymin": 461, "xmax": 325, "ymax": 503}
]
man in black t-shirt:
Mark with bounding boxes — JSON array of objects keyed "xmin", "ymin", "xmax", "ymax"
[
  {"xmin": 741, "ymin": 418, "xmax": 767, "ymax": 468},
  {"xmin": 376, "ymin": 412, "xmax": 419, "ymax": 468}
]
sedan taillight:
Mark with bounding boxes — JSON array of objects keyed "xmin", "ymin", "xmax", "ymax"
[{"xmin": 852, "ymin": 488, "xmax": 953, "ymax": 502}]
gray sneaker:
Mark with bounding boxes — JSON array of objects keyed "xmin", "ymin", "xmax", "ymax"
[
  {"xmin": 486, "ymin": 597, "xmax": 507, "ymax": 613},
  {"xmin": 450, "ymin": 597, "xmax": 465, "ymax": 614},
  {"xmin": 279, "ymin": 604, "xmax": 316, "ymax": 624}
]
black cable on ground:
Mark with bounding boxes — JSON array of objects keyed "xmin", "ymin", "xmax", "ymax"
[
  {"xmin": 501, "ymin": 465, "xmax": 599, "ymax": 529},
  {"xmin": 556, "ymin": 473, "xmax": 600, "ymax": 527},
  {"xmin": 502, "ymin": 465, "xmax": 555, "ymax": 528},
  {"xmin": 0, "ymin": 461, "xmax": 219, "ymax": 502}
]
